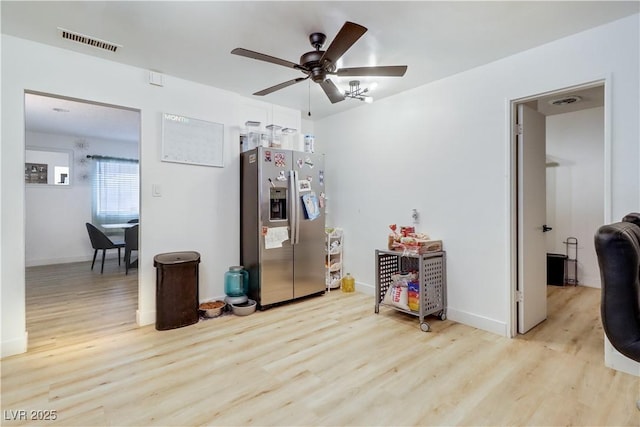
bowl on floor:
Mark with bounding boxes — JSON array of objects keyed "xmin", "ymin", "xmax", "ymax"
[
  {"xmin": 199, "ymin": 300, "xmax": 226, "ymax": 318},
  {"xmin": 230, "ymin": 299, "xmax": 257, "ymax": 316}
]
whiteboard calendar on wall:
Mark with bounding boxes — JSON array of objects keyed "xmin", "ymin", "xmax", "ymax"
[{"xmin": 161, "ymin": 112, "xmax": 224, "ymax": 167}]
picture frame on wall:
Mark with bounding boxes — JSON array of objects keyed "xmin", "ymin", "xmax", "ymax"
[{"xmin": 25, "ymin": 162, "xmax": 48, "ymax": 184}]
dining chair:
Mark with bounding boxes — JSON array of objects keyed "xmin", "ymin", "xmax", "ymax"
[
  {"xmin": 85, "ymin": 222, "xmax": 125, "ymax": 274},
  {"xmin": 124, "ymin": 224, "xmax": 139, "ymax": 275}
]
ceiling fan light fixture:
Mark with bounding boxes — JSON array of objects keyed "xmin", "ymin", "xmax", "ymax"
[
  {"xmin": 230, "ymin": 21, "xmax": 406, "ymax": 105},
  {"xmin": 345, "ymin": 80, "xmax": 374, "ymax": 103}
]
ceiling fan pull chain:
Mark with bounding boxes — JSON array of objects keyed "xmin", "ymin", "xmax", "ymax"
[{"xmin": 308, "ymin": 80, "xmax": 312, "ymax": 117}]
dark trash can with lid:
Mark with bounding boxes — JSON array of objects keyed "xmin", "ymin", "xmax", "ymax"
[
  {"xmin": 547, "ymin": 253, "xmax": 567, "ymax": 286},
  {"xmin": 154, "ymin": 251, "xmax": 200, "ymax": 330}
]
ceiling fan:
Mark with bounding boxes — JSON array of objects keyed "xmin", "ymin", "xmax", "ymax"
[{"xmin": 231, "ymin": 21, "xmax": 408, "ymax": 104}]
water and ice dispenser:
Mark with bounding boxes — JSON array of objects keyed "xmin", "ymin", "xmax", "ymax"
[{"xmin": 269, "ymin": 187, "xmax": 287, "ymax": 221}]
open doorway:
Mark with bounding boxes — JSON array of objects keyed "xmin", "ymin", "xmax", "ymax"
[
  {"xmin": 24, "ymin": 91, "xmax": 141, "ymax": 349},
  {"xmin": 510, "ymin": 81, "xmax": 608, "ymax": 336}
]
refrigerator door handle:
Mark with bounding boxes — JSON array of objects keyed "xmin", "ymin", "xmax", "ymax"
[
  {"xmin": 290, "ymin": 169, "xmax": 301, "ymax": 245},
  {"xmin": 289, "ymin": 169, "xmax": 298, "ymax": 245}
]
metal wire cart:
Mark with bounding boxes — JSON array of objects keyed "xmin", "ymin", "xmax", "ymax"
[
  {"xmin": 563, "ymin": 236, "xmax": 579, "ymax": 285},
  {"xmin": 375, "ymin": 249, "xmax": 447, "ymax": 332}
]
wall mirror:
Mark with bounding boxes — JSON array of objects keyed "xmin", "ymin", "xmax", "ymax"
[{"xmin": 25, "ymin": 147, "xmax": 73, "ymax": 186}]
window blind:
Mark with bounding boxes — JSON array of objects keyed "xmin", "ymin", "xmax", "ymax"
[{"xmin": 92, "ymin": 158, "xmax": 139, "ymax": 225}]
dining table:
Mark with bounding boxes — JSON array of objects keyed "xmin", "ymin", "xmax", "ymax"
[{"xmin": 101, "ymin": 223, "xmax": 137, "ymax": 229}]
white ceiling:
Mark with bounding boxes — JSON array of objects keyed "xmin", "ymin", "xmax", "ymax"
[
  {"xmin": 24, "ymin": 92, "xmax": 141, "ymax": 144},
  {"xmin": 3, "ymin": 1, "xmax": 638, "ymax": 142}
]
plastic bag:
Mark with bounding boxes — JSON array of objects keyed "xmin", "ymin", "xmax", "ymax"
[
  {"xmin": 408, "ymin": 281, "xmax": 420, "ymax": 311},
  {"xmin": 387, "ymin": 224, "xmax": 440, "ymax": 255},
  {"xmin": 383, "ymin": 281, "xmax": 409, "ymax": 311},
  {"xmin": 383, "ymin": 272, "xmax": 416, "ymax": 311}
]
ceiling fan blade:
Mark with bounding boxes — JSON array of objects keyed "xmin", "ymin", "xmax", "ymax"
[
  {"xmin": 254, "ymin": 77, "xmax": 309, "ymax": 96},
  {"xmin": 319, "ymin": 79, "xmax": 346, "ymax": 104},
  {"xmin": 321, "ymin": 21, "xmax": 367, "ymax": 64},
  {"xmin": 231, "ymin": 48, "xmax": 302, "ymax": 70},
  {"xmin": 337, "ymin": 65, "xmax": 408, "ymax": 77}
]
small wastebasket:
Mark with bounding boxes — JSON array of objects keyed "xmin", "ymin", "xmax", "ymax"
[
  {"xmin": 154, "ymin": 251, "xmax": 200, "ymax": 330},
  {"xmin": 546, "ymin": 253, "xmax": 567, "ymax": 286}
]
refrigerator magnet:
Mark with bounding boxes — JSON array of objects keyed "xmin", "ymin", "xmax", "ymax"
[
  {"xmin": 249, "ymin": 154, "xmax": 256, "ymax": 164},
  {"xmin": 276, "ymin": 171, "xmax": 287, "ymax": 181},
  {"xmin": 275, "ymin": 152, "xmax": 286, "ymax": 167},
  {"xmin": 262, "ymin": 226, "xmax": 268, "ymax": 236},
  {"xmin": 264, "ymin": 150, "xmax": 272, "ymax": 162},
  {"xmin": 319, "ymin": 170, "xmax": 324, "ymax": 186},
  {"xmin": 297, "ymin": 158, "xmax": 304, "ymax": 168},
  {"xmin": 301, "ymin": 192, "xmax": 320, "ymax": 220},
  {"xmin": 304, "ymin": 157, "xmax": 314, "ymax": 168},
  {"xmin": 298, "ymin": 179, "xmax": 311, "ymax": 192}
]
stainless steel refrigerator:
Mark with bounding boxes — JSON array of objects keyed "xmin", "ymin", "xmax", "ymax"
[{"xmin": 240, "ymin": 147, "xmax": 326, "ymax": 308}]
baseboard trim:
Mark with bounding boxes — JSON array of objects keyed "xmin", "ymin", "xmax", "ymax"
[
  {"xmin": 136, "ymin": 309, "xmax": 155, "ymax": 327},
  {"xmin": 355, "ymin": 281, "xmax": 374, "ymax": 296},
  {"xmin": 26, "ymin": 255, "xmax": 93, "ymax": 267},
  {"xmin": 446, "ymin": 307, "xmax": 507, "ymax": 336},
  {"xmin": 354, "ymin": 281, "xmax": 506, "ymax": 336},
  {"xmin": 26, "ymin": 252, "xmax": 127, "ymax": 267},
  {"xmin": 576, "ymin": 281, "xmax": 601, "ymax": 289},
  {"xmin": 1, "ymin": 331, "xmax": 28, "ymax": 357}
]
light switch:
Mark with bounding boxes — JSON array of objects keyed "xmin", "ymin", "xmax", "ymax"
[
  {"xmin": 149, "ymin": 71, "xmax": 164, "ymax": 87},
  {"xmin": 152, "ymin": 184, "xmax": 162, "ymax": 197}
]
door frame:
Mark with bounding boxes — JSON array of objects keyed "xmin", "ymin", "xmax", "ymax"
[
  {"xmin": 23, "ymin": 90, "xmax": 142, "ymax": 345},
  {"xmin": 507, "ymin": 77, "xmax": 612, "ymax": 337}
]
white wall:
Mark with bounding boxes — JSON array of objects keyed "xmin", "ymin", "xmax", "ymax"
[
  {"xmin": 25, "ymin": 131, "xmax": 139, "ymax": 266},
  {"xmin": 2, "ymin": 16, "xmax": 638, "ymax": 369},
  {"xmin": 301, "ymin": 118, "xmax": 314, "ymax": 140},
  {"xmin": 315, "ymin": 15, "xmax": 639, "ymax": 339},
  {"xmin": 1, "ymin": 35, "xmax": 300, "ymax": 357},
  {"xmin": 545, "ymin": 107, "xmax": 604, "ymax": 288}
]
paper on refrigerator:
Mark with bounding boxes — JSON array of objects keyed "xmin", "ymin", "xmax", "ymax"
[{"xmin": 264, "ymin": 226, "xmax": 289, "ymax": 249}]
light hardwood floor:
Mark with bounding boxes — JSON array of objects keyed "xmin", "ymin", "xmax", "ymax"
[{"xmin": 1, "ymin": 262, "xmax": 638, "ymax": 426}]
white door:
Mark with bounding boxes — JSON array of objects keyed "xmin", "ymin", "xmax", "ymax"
[{"xmin": 517, "ymin": 104, "xmax": 548, "ymax": 333}]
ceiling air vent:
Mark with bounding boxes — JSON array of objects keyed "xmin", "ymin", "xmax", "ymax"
[
  {"xmin": 548, "ymin": 95, "xmax": 582, "ymax": 106},
  {"xmin": 58, "ymin": 27, "xmax": 121, "ymax": 52}
]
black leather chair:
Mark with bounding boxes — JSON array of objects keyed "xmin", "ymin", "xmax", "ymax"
[
  {"xmin": 124, "ymin": 224, "xmax": 139, "ymax": 275},
  {"xmin": 85, "ymin": 223, "xmax": 125, "ymax": 274},
  {"xmin": 594, "ymin": 214, "xmax": 640, "ymax": 409},
  {"xmin": 622, "ymin": 212, "xmax": 640, "ymax": 227}
]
